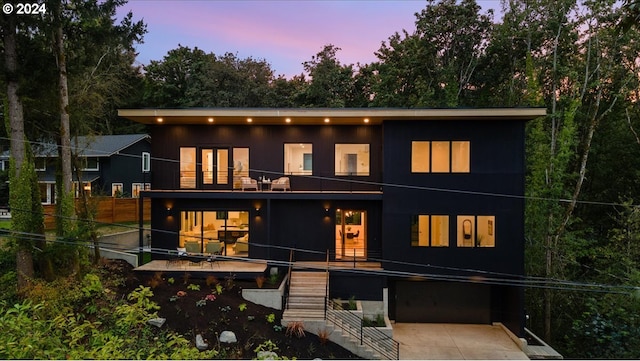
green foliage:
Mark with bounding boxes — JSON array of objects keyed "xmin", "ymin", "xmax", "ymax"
[
  {"xmin": 266, "ymin": 313, "xmax": 276, "ymax": 323},
  {"xmin": 215, "ymin": 283, "xmax": 224, "ymax": 295},
  {"xmin": 239, "ymin": 303, "xmax": 247, "ymax": 312},
  {"xmin": 167, "ymin": 277, "xmax": 175, "ymax": 285},
  {"xmin": 187, "ymin": 283, "xmax": 200, "ymax": 291}
]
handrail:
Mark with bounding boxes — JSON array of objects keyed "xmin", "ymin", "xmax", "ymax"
[
  {"xmin": 324, "ymin": 250, "xmax": 330, "ymax": 318},
  {"xmin": 325, "ymin": 298, "xmax": 399, "ymax": 360},
  {"xmin": 285, "ymin": 249, "xmax": 294, "ymax": 310}
]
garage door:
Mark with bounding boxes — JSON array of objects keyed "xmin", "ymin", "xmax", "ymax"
[{"xmin": 395, "ymin": 280, "xmax": 491, "ymax": 324}]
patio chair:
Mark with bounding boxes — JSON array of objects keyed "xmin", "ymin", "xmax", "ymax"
[
  {"xmin": 270, "ymin": 177, "xmax": 290, "ymax": 191},
  {"xmin": 241, "ymin": 177, "xmax": 258, "ymax": 191}
]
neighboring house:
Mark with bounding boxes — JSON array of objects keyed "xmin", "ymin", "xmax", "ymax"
[
  {"xmin": 0, "ymin": 134, "xmax": 151, "ymax": 204},
  {"xmin": 119, "ymin": 108, "xmax": 545, "ymax": 337}
]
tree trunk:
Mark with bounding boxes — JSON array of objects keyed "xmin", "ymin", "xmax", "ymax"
[
  {"xmin": 55, "ymin": 20, "xmax": 73, "ymax": 198},
  {"xmin": 3, "ymin": 12, "xmax": 35, "ymax": 290}
]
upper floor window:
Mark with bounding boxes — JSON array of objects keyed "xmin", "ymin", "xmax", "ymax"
[
  {"xmin": 80, "ymin": 157, "xmax": 99, "ymax": 171},
  {"xmin": 411, "ymin": 141, "xmax": 470, "ymax": 173},
  {"xmin": 142, "ymin": 152, "xmax": 150, "ymax": 172},
  {"xmin": 335, "ymin": 144, "xmax": 370, "ymax": 176},
  {"xmin": 180, "ymin": 147, "xmax": 196, "ymax": 188},
  {"xmin": 34, "ymin": 157, "xmax": 46, "ymax": 171},
  {"xmin": 284, "ymin": 143, "xmax": 312, "ymax": 175}
]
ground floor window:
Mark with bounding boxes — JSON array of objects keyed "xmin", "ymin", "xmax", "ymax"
[
  {"xmin": 112, "ymin": 183, "xmax": 123, "ymax": 197},
  {"xmin": 410, "ymin": 214, "xmax": 495, "ymax": 248},
  {"xmin": 457, "ymin": 215, "xmax": 495, "ymax": 247},
  {"xmin": 411, "ymin": 215, "xmax": 449, "ymax": 247},
  {"xmin": 39, "ymin": 183, "xmax": 55, "ymax": 204},
  {"xmin": 179, "ymin": 210, "xmax": 250, "ymax": 255},
  {"xmin": 132, "ymin": 183, "xmax": 151, "ymax": 198}
]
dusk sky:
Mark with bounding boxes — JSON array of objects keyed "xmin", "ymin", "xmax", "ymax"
[{"xmin": 117, "ymin": 0, "xmax": 502, "ymax": 79}]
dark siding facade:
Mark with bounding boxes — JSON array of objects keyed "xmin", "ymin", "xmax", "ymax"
[{"xmin": 137, "ymin": 110, "xmax": 535, "ymax": 337}]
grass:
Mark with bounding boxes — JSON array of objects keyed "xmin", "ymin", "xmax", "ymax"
[{"xmin": 0, "ymin": 219, "xmax": 10, "ymax": 229}]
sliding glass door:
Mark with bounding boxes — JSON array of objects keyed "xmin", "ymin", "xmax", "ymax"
[{"xmin": 335, "ymin": 209, "xmax": 366, "ymax": 260}]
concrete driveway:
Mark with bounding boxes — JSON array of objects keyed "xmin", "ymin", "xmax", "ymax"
[{"xmin": 393, "ymin": 323, "xmax": 529, "ymax": 360}]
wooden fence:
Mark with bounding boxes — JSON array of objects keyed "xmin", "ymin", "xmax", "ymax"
[{"xmin": 43, "ymin": 197, "xmax": 151, "ymax": 230}]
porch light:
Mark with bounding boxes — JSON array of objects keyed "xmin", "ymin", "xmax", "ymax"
[
  {"xmin": 364, "ymin": 118, "xmax": 370, "ymax": 123},
  {"xmin": 208, "ymin": 118, "xmax": 214, "ymax": 123},
  {"xmin": 247, "ymin": 118, "xmax": 253, "ymax": 123},
  {"xmin": 285, "ymin": 118, "xmax": 291, "ymax": 123},
  {"xmin": 156, "ymin": 117, "xmax": 163, "ymax": 123},
  {"xmin": 324, "ymin": 118, "xmax": 330, "ymax": 123},
  {"xmin": 166, "ymin": 207, "xmax": 172, "ymax": 217}
]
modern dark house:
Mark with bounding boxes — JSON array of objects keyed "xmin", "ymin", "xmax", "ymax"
[
  {"xmin": 1, "ymin": 134, "xmax": 151, "ymax": 203},
  {"xmin": 119, "ymin": 108, "xmax": 545, "ymax": 337}
]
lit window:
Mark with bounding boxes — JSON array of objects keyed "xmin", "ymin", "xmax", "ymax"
[
  {"xmin": 233, "ymin": 148, "xmax": 249, "ymax": 189},
  {"xmin": 335, "ymin": 144, "xmax": 370, "ymax": 176},
  {"xmin": 431, "ymin": 141, "xmax": 450, "ymax": 172},
  {"xmin": 411, "ymin": 215, "xmax": 449, "ymax": 247},
  {"xmin": 411, "ymin": 140, "xmax": 470, "ymax": 173},
  {"xmin": 457, "ymin": 215, "xmax": 495, "ymax": 247},
  {"xmin": 180, "ymin": 147, "xmax": 196, "ymax": 188},
  {"xmin": 284, "ymin": 143, "xmax": 312, "ymax": 175},
  {"xmin": 452, "ymin": 141, "xmax": 470, "ymax": 172},
  {"xmin": 132, "ymin": 183, "xmax": 143, "ymax": 198},
  {"xmin": 411, "ymin": 141, "xmax": 430, "ymax": 172},
  {"xmin": 112, "ymin": 183, "xmax": 123, "ymax": 197}
]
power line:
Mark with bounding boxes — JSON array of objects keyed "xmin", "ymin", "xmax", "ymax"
[{"xmin": 1, "ymin": 135, "xmax": 638, "ymax": 209}]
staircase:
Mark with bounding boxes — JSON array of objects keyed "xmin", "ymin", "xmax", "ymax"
[
  {"xmin": 282, "ymin": 270, "xmax": 399, "ymax": 359},
  {"xmin": 282, "ymin": 271, "xmax": 326, "ymax": 321}
]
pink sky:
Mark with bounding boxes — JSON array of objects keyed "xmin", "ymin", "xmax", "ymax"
[{"xmin": 117, "ymin": 0, "xmax": 501, "ymax": 79}]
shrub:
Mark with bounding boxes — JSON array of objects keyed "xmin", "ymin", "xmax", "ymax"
[
  {"xmin": 265, "ymin": 313, "xmax": 276, "ymax": 323},
  {"xmin": 205, "ymin": 275, "xmax": 218, "ymax": 287},
  {"xmin": 187, "ymin": 283, "xmax": 200, "ymax": 291},
  {"xmin": 285, "ymin": 321, "xmax": 305, "ymax": 338},
  {"xmin": 317, "ymin": 328, "xmax": 331, "ymax": 345},
  {"xmin": 239, "ymin": 303, "xmax": 247, "ymax": 311}
]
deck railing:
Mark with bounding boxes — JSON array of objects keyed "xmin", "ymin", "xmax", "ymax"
[{"xmin": 325, "ymin": 298, "xmax": 399, "ymax": 360}]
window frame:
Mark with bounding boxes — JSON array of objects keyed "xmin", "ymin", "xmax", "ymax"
[
  {"xmin": 80, "ymin": 157, "xmax": 99, "ymax": 171},
  {"xmin": 335, "ymin": 143, "xmax": 370, "ymax": 176},
  {"xmin": 284, "ymin": 143, "xmax": 313, "ymax": 175},
  {"xmin": 411, "ymin": 140, "xmax": 470, "ymax": 174},
  {"xmin": 142, "ymin": 152, "xmax": 150, "ymax": 172},
  {"xmin": 411, "ymin": 214, "xmax": 450, "ymax": 247}
]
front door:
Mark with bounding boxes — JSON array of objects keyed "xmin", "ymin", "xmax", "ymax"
[
  {"xmin": 335, "ymin": 209, "xmax": 366, "ymax": 260},
  {"xmin": 201, "ymin": 148, "xmax": 230, "ymax": 189}
]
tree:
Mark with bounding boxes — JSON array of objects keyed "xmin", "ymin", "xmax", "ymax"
[{"xmin": 371, "ymin": 0, "xmax": 493, "ymax": 107}]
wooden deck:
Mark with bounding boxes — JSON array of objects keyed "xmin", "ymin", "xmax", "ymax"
[{"xmin": 134, "ymin": 258, "xmax": 268, "ymax": 279}]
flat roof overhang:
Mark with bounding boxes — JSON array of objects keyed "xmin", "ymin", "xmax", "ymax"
[
  {"xmin": 118, "ymin": 108, "xmax": 547, "ymax": 125},
  {"xmin": 140, "ymin": 190, "xmax": 383, "ymax": 201}
]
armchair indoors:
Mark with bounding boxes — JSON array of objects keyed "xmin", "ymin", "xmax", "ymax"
[
  {"xmin": 270, "ymin": 177, "xmax": 290, "ymax": 191},
  {"xmin": 241, "ymin": 177, "xmax": 258, "ymax": 191},
  {"xmin": 184, "ymin": 241, "xmax": 200, "ymax": 254},
  {"xmin": 205, "ymin": 241, "xmax": 224, "ymax": 255}
]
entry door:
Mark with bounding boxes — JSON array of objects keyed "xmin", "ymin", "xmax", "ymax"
[
  {"xmin": 335, "ymin": 209, "xmax": 366, "ymax": 260},
  {"xmin": 201, "ymin": 148, "xmax": 229, "ymax": 188}
]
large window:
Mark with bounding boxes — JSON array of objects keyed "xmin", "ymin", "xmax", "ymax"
[
  {"xmin": 179, "ymin": 210, "xmax": 250, "ymax": 255},
  {"xmin": 457, "ymin": 215, "xmax": 495, "ymax": 247},
  {"xmin": 411, "ymin": 215, "xmax": 449, "ymax": 247},
  {"xmin": 335, "ymin": 144, "xmax": 370, "ymax": 176},
  {"xmin": 284, "ymin": 143, "xmax": 312, "ymax": 175},
  {"xmin": 233, "ymin": 148, "xmax": 249, "ymax": 189},
  {"xmin": 411, "ymin": 141, "xmax": 470, "ymax": 173},
  {"xmin": 180, "ymin": 147, "xmax": 196, "ymax": 188}
]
